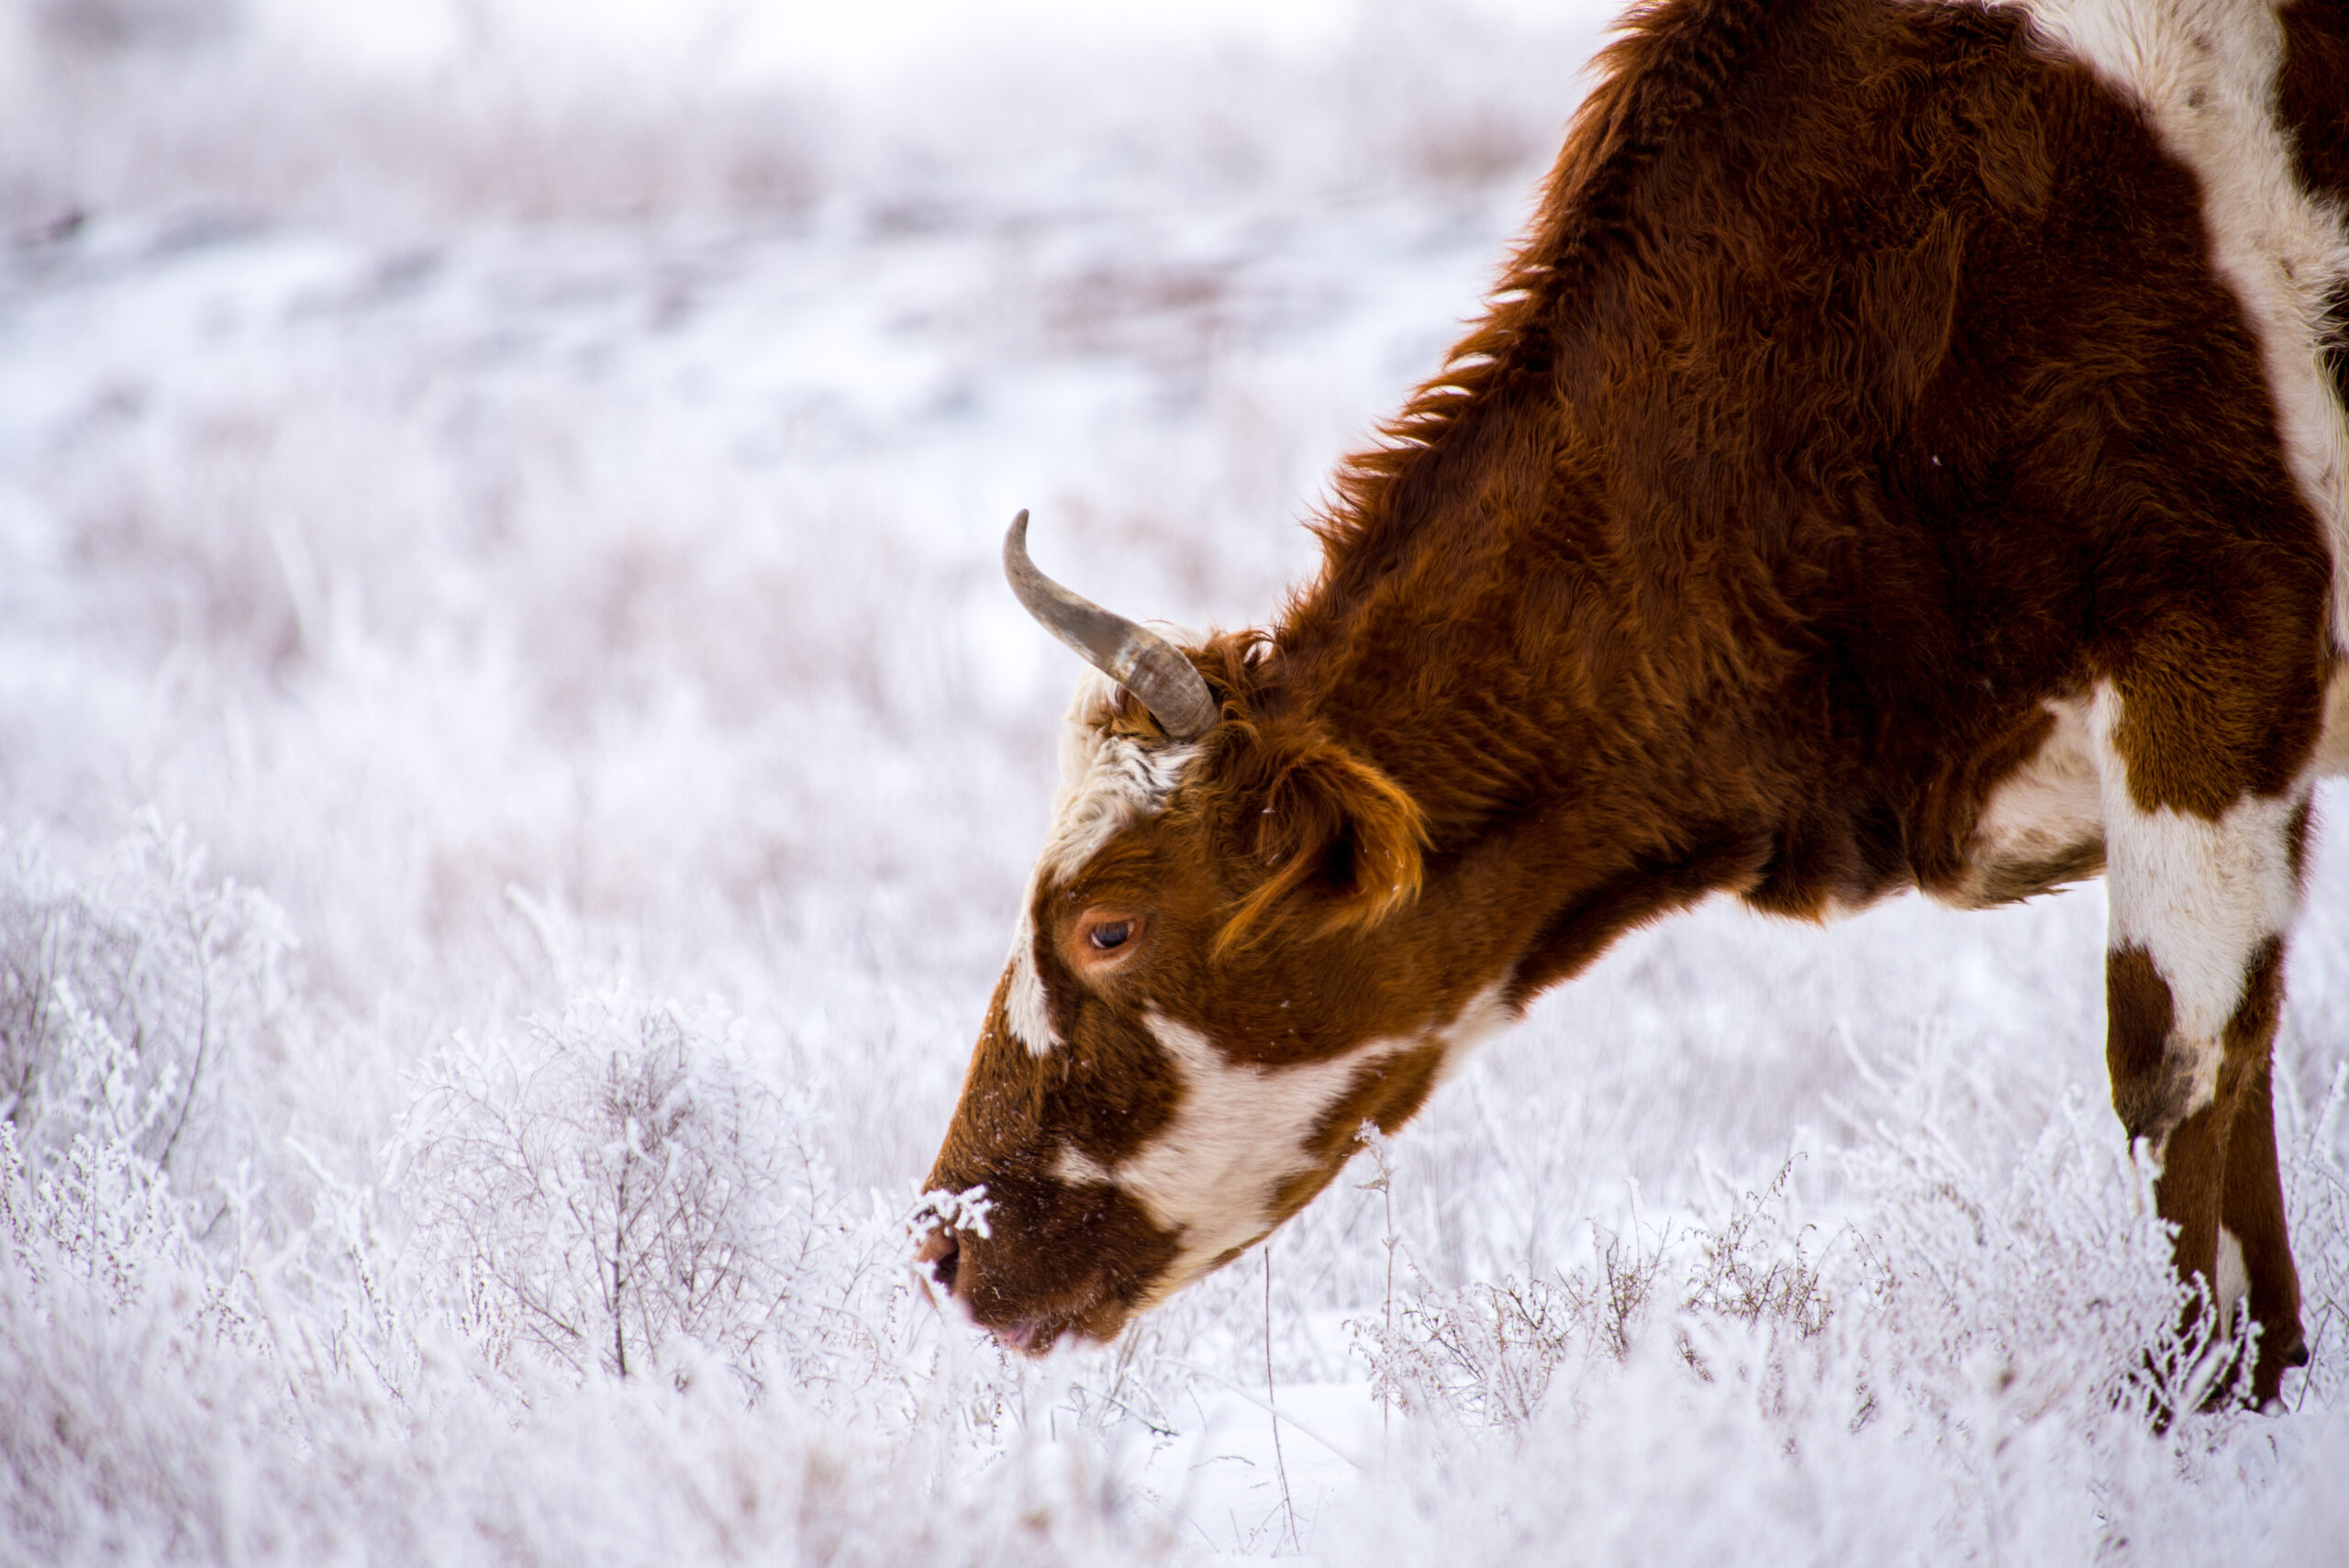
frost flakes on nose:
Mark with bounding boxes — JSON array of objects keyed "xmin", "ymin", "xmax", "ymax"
[{"xmin": 910, "ymin": 1184, "xmax": 994, "ymax": 1240}]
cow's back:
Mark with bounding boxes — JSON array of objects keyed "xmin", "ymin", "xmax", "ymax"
[{"xmin": 1418, "ymin": 0, "xmax": 2349, "ymax": 915}]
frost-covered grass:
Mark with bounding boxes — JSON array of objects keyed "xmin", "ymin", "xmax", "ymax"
[{"xmin": 4, "ymin": 2, "xmax": 2349, "ymax": 1562}]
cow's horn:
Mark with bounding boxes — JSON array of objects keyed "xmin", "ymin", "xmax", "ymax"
[{"xmin": 1002, "ymin": 510, "xmax": 1219, "ymax": 740}]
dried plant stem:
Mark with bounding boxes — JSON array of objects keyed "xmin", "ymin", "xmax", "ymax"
[
  {"xmin": 1355, "ymin": 1121, "xmax": 1399, "ymax": 1443},
  {"xmin": 1265, "ymin": 1243, "xmax": 1297, "ymax": 1553},
  {"xmin": 1379, "ymin": 1142, "xmax": 1396, "ymax": 1441}
]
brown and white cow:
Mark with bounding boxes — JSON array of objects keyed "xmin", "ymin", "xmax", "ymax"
[{"xmin": 919, "ymin": 0, "xmax": 2349, "ymax": 1405}]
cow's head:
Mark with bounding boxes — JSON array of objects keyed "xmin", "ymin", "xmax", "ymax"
[{"xmin": 917, "ymin": 514, "xmax": 1512, "ymax": 1351}]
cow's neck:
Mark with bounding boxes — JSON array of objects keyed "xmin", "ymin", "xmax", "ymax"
[{"xmin": 1269, "ymin": 384, "xmax": 1786, "ymax": 1013}]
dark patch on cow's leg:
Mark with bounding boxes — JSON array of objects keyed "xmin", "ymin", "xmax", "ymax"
[
  {"xmin": 2106, "ymin": 941, "xmax": 2231, "ymax": 1413},
  {"xmin": 2110, "ymin": 935, "xmax": 2305, "ymax": 1410},
  {"xmin": 2219, "ymin": 953, "xmax": 2304, "ymax": 1407},
  {"xmin": 2137, "ymin": 1091, "xmax": 2241, "ymax": 1424},
  {"xmin": 2105, "ymin": 944, "xmax": 2180, "ymax": 1144},
  {"xmin": 2285, "ymin": 793, "xmax": 2315, "ymax": 888}
]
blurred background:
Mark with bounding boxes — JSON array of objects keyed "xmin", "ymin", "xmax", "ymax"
[
  {"xmin": 5, "ymin": 2, "xmax": 2349, "ymax": 1562},
  {"xmin": 0, "ymin": 0, "xmax": 1617, "ymax": 1196}
]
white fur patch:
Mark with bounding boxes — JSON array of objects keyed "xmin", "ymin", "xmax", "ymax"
[
  {"xmin": 1003, "ymin": 906, "xmax": 1059, "ymax": 1055},
  {"xmin": 1962, "ymin": 693, "xmax": 2106, "ymax": 893},
  {"xmin": 1977, "ymin": 0, "xmax": 2349, "ymax": 641},
  {"xmin": 1119, "ymin": 1015, "xmax": 1405, "ymax": 1302},
  {"xmin": 1105, "ymin": 985, "xmax": 1520, "ymax": 1303},
  {"xmin": 2215, "ymin": 1224, "xmax": 2250, "ymax": 1335},
  {"xmin": 1039, "ymin": 672, "xmax": 1201, "ymax": 886},
  {"xmin": 2090, "ymin": 683, "xmax": 2305, "ymax": 1125},
  {"xmin": 1431, "ymin": 981, "xmax": 1517, "ymax": 1080},
  {"xmin": 1001, "ymin": 670, "xmax": 1203, "ymax": 1055},
  {"xmin": 1053, "ymin": 1142, "xmax": 1114, "ymax": 1185}
]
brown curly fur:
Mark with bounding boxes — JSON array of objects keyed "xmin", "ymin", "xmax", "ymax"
[{"xmin": 925, "ymin": 0, "xmax": 2346, "ymax": 1398}]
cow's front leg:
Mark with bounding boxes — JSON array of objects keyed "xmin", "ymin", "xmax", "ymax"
[
  {"xmin": 2095, "ymin": 685, "xmax": 2311, "ymax": 1407},
  {"xmin": 2220, "ymin": 1050, "xmax": 2309, "ymax": 1400}
]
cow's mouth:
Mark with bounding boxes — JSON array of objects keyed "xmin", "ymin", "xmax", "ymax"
[
  {"xmin": 992, "ymin": 1316, "xmax": 1085, "ymax": 1355},
  {"xmin": 984, "ymin": 1286, "xmax": 1137, "ymax": 1356},
  {"xmin": 914, "ymin": 1225, "xmax": 1144, "ymax": 1354},
  {"xmin": 993, "ymin": 1318, "xmax": 1046, "ymax": 1353}
]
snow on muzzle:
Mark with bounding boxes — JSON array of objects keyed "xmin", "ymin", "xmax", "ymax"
[{"xmin": 912, "ymin": 1163, "xmax": 1182, "ymax": 1353}]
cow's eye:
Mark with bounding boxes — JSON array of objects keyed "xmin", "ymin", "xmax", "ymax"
[{"xmin": 1073, "ymin": 910, "xmax": 1144, "ymax": 965}]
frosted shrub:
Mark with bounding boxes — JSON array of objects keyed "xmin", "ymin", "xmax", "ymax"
[
  {"xmin": 1682, "ymin": 1168, "xmax": 1831, "ymax": 1345},
  {"xmin": 0, "ymin": 982, "xmax": 175, "ymax": 1287},
  {"xmin": 0, "ymin": 1137, "xmax": 270, "ymax": 1566},
  {"xmin": 1359, "ymin": 1190, "xmax": 1827, "ymax": 1435},
  {"xmin": 1370, "ymin": 1058, "xmax": 2226, "ymax": 1442},
  {"xmin": 0, "ymin": 820, "xmax": 292, "ymax": 1199},
  {"xmin": 1828, "ymin": 1040, "xmax": 2238, "ymax": 1430},
  {"xmin": 0, "ymin": 868, "xmax": 279, "ymax": 1562},
  {"xmin": 1364, "ymin": 1270, "xmax": 1587, "ymax": 1431},
  {"xmin": 394, "ymin": 992, "xmax": 881, "ymax": 1393},
  {"xmin": 2285, "ymin": 1065, "xmax": 2349, "ymax": 1409}
]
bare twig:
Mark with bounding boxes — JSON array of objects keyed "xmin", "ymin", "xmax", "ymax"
[{"xmin": 1265, "ymin": 1243, "xmax": 1297, "ymax": 1553}]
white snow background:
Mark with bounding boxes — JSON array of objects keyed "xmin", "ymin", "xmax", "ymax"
[{"xmin": 4, "ymin": 0, "xmax": 2349, "ymax": 1562}]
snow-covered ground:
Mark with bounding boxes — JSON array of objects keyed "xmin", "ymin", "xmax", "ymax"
[{"xmin": 4, "ymin": 2, "xmax": 2349, "ymax": 1562}]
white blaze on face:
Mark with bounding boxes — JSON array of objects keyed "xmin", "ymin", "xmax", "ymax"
[
  {"xmin": 1003, "ymin": 669, "xmax": 1202, "ymax": 1056},
  {"xmin": 1003, "ymin": 904, "xmax": 1058, "ymax": 1056}
]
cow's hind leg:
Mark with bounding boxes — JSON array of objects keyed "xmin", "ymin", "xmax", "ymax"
[{"xmin": 2093, "ymin": 684, "xmax": 2312, "ymax": 1407}]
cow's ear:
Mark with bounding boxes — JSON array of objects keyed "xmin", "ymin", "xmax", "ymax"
[{"xmin": 1215, "ymin": 735, "xmax": 1426, "ymax": 956}]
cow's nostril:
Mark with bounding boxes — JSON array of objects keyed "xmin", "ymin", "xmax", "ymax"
[{"xmin": 916, "ymin": 1229, "xmax": 961, "ymax": 1294}]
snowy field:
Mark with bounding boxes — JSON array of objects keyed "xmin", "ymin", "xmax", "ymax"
[{"xmin": 5, "ymin": 1, "xmax": 2349, "ymax": 1562}]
